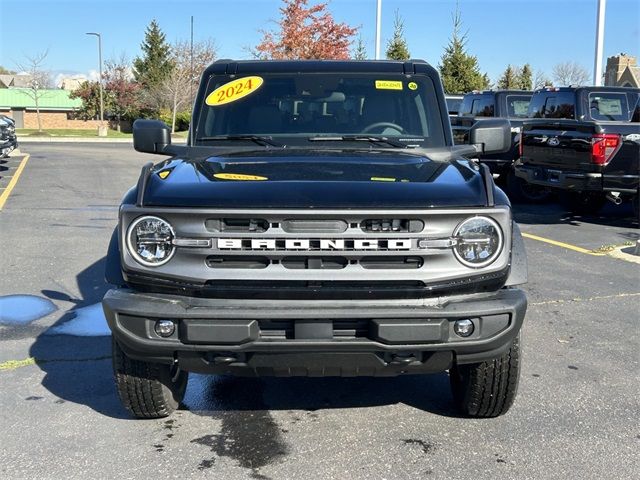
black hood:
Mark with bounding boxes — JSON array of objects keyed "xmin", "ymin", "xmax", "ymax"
[{"xmin": 142, "ymin": 149, "xmax": 488, "ymax": 208}]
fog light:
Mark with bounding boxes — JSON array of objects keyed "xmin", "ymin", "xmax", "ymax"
[
  {"xmin": 154, "ymin": 319, "xmax": 175, "ymax": 337},
  {"xmin": 454, "ymin": 319, "xmax": 474, "ymax": 337}
]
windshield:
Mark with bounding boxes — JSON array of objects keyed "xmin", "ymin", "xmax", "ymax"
[{"xmin": 194, "ymin": 73, "xmax": 446, "ymax": 148}]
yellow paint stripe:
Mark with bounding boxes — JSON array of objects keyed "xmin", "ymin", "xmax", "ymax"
[
  {"xmin": 531, "ymin": 292, "xmax": 640, "ymax": 306},
  {"xmin": 0, "ymin": 357, "xmax": 36, "ymax": 371},
  {"xmin": 521, "ymin": 232, "xmax": 604, "ymax": 256},
  {"xmin": 0, "ymin": 154, "xmax": 30, "ymax": 210}
]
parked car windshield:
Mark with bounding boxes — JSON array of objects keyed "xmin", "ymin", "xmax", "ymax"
[{"xmin": 194, "ymin": 73, "xmax": 446, "ymax": 148}]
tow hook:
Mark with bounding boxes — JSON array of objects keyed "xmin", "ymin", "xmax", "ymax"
[
  {"xmin": 389, "ymin": 354, "xmax": 419, "ymax": 366},
  {"xmin": 213, "ymin": 356, "xmax": 238, "ymax": 365},
  {"xmin": 606, "ymin": 192, "xmax": 622, "ymax": 205}
]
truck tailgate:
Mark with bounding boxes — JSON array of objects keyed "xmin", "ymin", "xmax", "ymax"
[{"xmin": 521, "ymin": 120, "xmax": 599, "ymax": 173}]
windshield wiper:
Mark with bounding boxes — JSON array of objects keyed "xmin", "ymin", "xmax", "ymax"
[
  {"xmin": 307, "ymin": 135, "xmax": 410, "ymax": 148},
  {"xmin": 199, "ymin": 135, "xmax": 285, "ymax": 147}
]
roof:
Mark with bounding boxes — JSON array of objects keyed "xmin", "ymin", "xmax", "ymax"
[
  {"xmin": 0, "ymin": 88, "xmax": 82, "ymax": 110},
  {"xmin": 464, "ymin": 90, "xmax": 533, "ymax": 96},
  {"xmin": 205, "ymin": 59, "xmax": 436, "ymax": 77},
  {"xmin": 0, "ymin": 74, "xmax": 33, "ymax": 88},
  {"xmin": 534, "ymin": 86, "xmax": 640, "ymax": 93},
  {"xmin": 618, "ymin": 66, "xmax": 640, "ymax": 88}
]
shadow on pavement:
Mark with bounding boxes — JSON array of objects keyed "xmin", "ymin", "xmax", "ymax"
[
  {"xmin": 184, "ymin": 373, "xmax": 459, "ymax": 416},
  {"xmin": 29, "ymin": 256, "xmax": 129, "ymax": 419},
  {"xmin": 513, "ymin": 200, "xmax": 638, "ymax": 230}
]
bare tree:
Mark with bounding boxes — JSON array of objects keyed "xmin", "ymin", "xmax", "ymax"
[
  {"xmin": 15, "ymin": 50, "xmax": 52, "ymax": 132},
  {"xmin": 160, "ymin": 40, "xmax": 216, "ymax": 133},
  {"xmin": 533, "ymin": 70, "xmax": 553, "ymax": 89},
  {"xmin": 552, "ymin": 61, "xmax": 590, "ymax": 86}
]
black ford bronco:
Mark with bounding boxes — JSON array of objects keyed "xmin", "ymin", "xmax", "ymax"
[{"xmin": 103, "ymin": 59, "xmax": 528, "ymax": 419}]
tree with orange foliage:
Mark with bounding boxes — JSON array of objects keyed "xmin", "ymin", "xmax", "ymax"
[{"xmin": 254, "ymin": 0, "xmax": 358, "ymax": 60}]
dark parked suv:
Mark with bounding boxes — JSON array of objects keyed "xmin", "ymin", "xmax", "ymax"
[
  {"xmin": 450, "ymin": 90, "xmax": 544, "ymax": 201},
  {"xmin": 103, "ymin": 59, "xmax": 527, "ymax": 419}
]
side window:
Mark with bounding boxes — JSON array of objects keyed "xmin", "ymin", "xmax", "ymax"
[
  {"xmin": 588, "ymin": 92, "xmax": 629, "ymax": 121},
  {"xmin": 472, "ymin": 96, "xmax": 495, "ymax": 117},
  {"xmin": 506, "ymin": 95, "xmax": 531, "ymax": 118},
  {"xmin": 631, "ymin": 95, "xmax": 640, "ymax": 123}
]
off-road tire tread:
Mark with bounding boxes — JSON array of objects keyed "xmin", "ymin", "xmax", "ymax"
[
  {"xmin": 112, "ymin": 339, "xmax": 186, "ymax": 418},
  {"xmin": 451, "ymin": 334, "xmax": 520, "ymax": 418}
]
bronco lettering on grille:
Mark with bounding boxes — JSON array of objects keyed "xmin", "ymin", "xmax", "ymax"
[{"xmin": 216, "ymin": 238, "xmax": 413, "ymax": 251}]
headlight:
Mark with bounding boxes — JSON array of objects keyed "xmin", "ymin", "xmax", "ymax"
[
  {"xmin": 126, "ymin": 216, "xmax": 175, "ymax": 266},
  {"xmin": 453, "ymin": 216, "xmax": 503, "ymax": 268}
]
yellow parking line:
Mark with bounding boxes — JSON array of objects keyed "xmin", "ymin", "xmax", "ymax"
[
  {"xmin": 0, "ymin": 357, "xmax": 36, "ymax": 371},
  {"xmin": 521, "ymin": 232, "xmax": 604, "ymax": 256},
  {"xmin": 0, "ymin": 154, "xmax": 30, "ymax": 210}
]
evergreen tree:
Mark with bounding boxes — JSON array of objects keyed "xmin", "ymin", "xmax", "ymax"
[
  {"xmin": 353, "ymin": 34, "xmax": 367, "ymax": 60},
  {"xmin": 518, "ymin": 63, "xmax": 533, "ymax": 90},
  {"xmin": 385, "ymin": 10, "xmax": 410, "ymax": 60},
  {"xmin": 497, "ymin": 65, "xmax": 518, "ymax": 89},
  {"xmin": 133, "ymin": 20, "xmax": 173, "ymax": 89},
  {"xmin": 438, "ymin": 4, "xmax": 489, "ymax": 93}
]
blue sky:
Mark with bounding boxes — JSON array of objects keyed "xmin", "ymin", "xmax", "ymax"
[{"xmin": 0, "ymin": 0, "xmax": 638, "ymax": 84}]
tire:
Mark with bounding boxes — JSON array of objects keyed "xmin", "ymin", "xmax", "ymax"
[
  {"xmin": 112, "ymin": 339, "xmax": 188, "ymax": 419},
  {"xmin": 561, "ymin": 191, "xmax": 607, "ymax": 215},
  {"xmin": 449, "ymin": 333, "xmax": 521, "ymax": 418},
  {"xmin": 506, "ymin": 170, "xmax": 551, "ymax": 203}
]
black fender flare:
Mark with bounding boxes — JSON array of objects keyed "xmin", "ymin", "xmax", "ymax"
[
  {"xmin": 506, "ymin": 221, "xmax": 527, "ymax": 286},
  {"xmin": 105, "ymin": 227, "xmax": 126, "ymax": 287}
]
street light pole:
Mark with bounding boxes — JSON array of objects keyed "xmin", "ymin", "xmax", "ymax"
[
  {"xmin": 86, "ymin": 32, "xmax": 104, "ymax": 124},
  {"xmin": 593, "ymin": 0, "xmax": 606, "ymax": 86},
  {"xmin": 375, "ymin": 0, "xmax": 382, "ymax": 60}
]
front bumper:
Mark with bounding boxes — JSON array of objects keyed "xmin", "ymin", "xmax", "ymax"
[
  {"xmin": 103, "ymin": 287, "xmax": 527, "ymax": 377},
  {"xmin": 0, "ymin": 137, "xmax": 17, "ymax": 153},
  {"xmin": 515, "ymin": 164, "xmax": 602, "ymax": 191}
]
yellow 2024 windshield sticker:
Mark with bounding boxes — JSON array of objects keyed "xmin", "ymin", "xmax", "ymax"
[
  {"xmin": 375, "ymin": 80, "xmax": 403, "ymax": 90},
  {"xmin": 205, "ymin": 76, "xmax": 264, "ymax": 106},
  {"xmin": 214, "ymin": 173, "xmax": 267, "ymax": 181}
]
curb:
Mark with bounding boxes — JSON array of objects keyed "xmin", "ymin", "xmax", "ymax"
[
  {"xmin": 17, "ymin": 137, "xmax": 187, "ymax": 144},
  {"xmin": 18, "ymin": 136, "xmax": 132, "ymax": 143},
  {"xmin": 607, "ymin": 244, "xmax": 640, "ymax": 264}
]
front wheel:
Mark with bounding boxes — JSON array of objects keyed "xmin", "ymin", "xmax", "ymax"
[
  {"xmin": 112, "ymin": 339, "xmax": 188, "ymax": 418},
  {"xmin": 449, "ymin": 333, "xmax": 521, "ymax": 418}
]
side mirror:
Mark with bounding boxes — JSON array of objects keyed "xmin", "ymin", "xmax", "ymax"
[
  {"xmin": 133, "ymin": 119, "xmax": 171, "ymax": 154},
  {"xmin": 469, "ymin": 118, "xmax": 511, "ymax": 155}
]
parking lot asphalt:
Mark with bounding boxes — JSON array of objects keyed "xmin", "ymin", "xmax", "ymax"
[{"xmin": 1, "ymin": 143, "xmax": 639, "ymax": 480}]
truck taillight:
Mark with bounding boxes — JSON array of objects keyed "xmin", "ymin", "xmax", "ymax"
[
  {"xmin": 591, "ymin": 134, "xmax": 620, "ymax": 165},
  {"xmin": 518, "ymin": 134, "xmax": 523, "ymax": 158}
]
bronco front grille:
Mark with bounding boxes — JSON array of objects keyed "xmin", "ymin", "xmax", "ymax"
[{"xmin": 121, "ymin": 207, "xmax": 512, "ymax": 291}]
